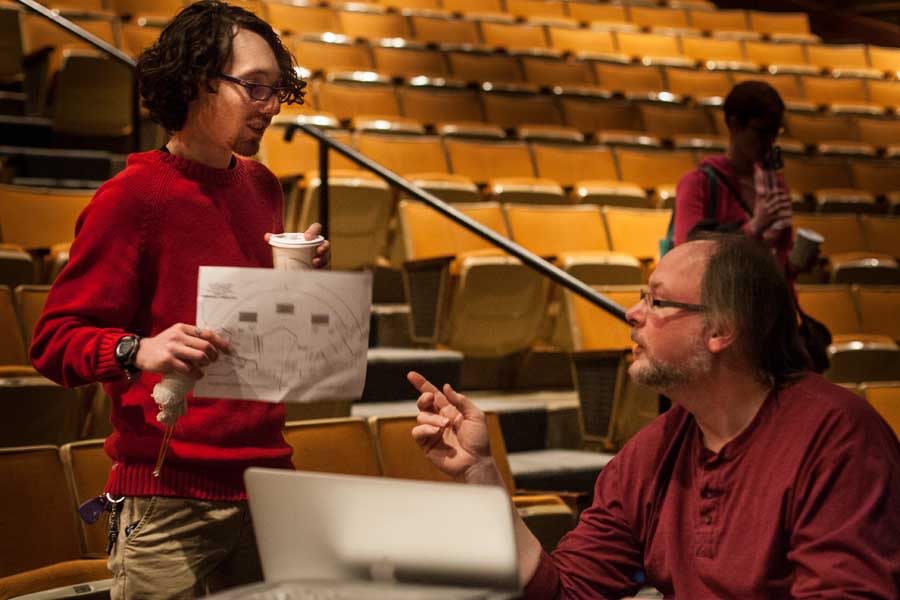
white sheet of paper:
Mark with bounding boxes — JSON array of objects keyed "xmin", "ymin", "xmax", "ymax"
[{"xmin": 192, "ymin": 267, "xmax": 372, "ymax": 403}]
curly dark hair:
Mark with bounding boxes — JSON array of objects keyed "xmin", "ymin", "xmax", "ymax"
[{"xmin": 137, "ymin": 0, "xmax": 306, "ymax": 132}]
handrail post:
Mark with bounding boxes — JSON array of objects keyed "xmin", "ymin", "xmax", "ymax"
[{"xmin": 318, "ymin": 139, "xmax": 329, "ymax": 239}]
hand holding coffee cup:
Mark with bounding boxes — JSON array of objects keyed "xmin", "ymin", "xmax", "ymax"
[
  {"xmin": 790, "ymin": 228, "xmax": 824, "ymax": 273},
  {"xmin": 269, "ymin": 232, "xmax": 325, "ymax": 271}
]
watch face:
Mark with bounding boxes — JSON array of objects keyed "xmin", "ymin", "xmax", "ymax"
[{"xmin": 116, "ymin": 336, "xmax": 136, "ymax": 359}]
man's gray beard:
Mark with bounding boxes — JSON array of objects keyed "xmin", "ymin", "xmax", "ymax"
[{"xmin": 633, "ymin": 348, "xmax": 713, "ymax": 393}]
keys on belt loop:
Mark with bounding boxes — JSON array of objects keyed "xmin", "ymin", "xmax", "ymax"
[{"xmin": 105, "ymin": 495, "xmax": 125, "ymax": 554}]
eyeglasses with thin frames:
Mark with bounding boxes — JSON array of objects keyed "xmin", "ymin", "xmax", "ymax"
[
  {"xmin": 639, "ymin": 289, "xmax": 706, "ymax": 313},
  {"xmin": 213, "ymin": 72, "xmax": 288, "ymax": 103}
]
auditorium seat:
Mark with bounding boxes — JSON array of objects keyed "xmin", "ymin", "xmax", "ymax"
[
  {"xmin": 446, "ymin": 48, "xmax": 523, "ymax": 84},
  {"xmin": 806, "ymin": 43, "xmax": 882, "ymax": 79},
  {"xmin": 688, "ymin": 8, "xmax": 757, "ymax": 40},
  {"xmin": 566, "ymin": 2, "xmax": 632, "ymax": 30},
  {"xmin": 258, "ymin": 114, "xmax": 355, "ymax": 179},
  {"xmin": 848, "ymin": 115, "xmax": 900, "ymax": 152},
  {"xmin": 53, "ymin": 49, "xmax": 134, "ymax": 138},
  {"xmin": 748, "ymin": 10, "xmax": 819, "ymax": 43},
  {"xmin": 0, "ymin": 245, "xmax": 35, "ymax": 290},
  {"xmin": 398, "ymin": 78, "xmax": 484, "ymax": 125},
  {"xmin": 0, "ymin": 285, "xmax": 32, "ymax": 372},
  {"xmin": 0, "ymin": 185, "xmax": 92, "ymax": 252},
  {"xmin": 59, "ymin": 439, "xmax": 111, "ymax": 557},
  {"xmin": 397, "ymin": 199, "xmax": 548, "ymax": 356},
  {"xmin": 730, "ymin": 72, "xmax": 809, "ymax": 108},
  {"xmin": 529, "ymin": 142, "xmax": 635, "ymax": 199},
  {"xmin": 601, "ymin": 206, "xmax": 672, "ymax": 266},
  {"xmin": 282, "ymin": 417, "xmax": 382, "ymax": 476},
  {"xmin": 408, "ymin": 13, "xmax": 480, "ymax": 45},
  {"xmin": 797, "ymin": 285, "xmax": 900, "ymax": 382},
  {"xmin": 521, "ymin": 55, "xmax": 595, "ymax": 87},
  {"xmin": 408, "ymin": 173, "xmax": 481, "ymax": 204},
  {"xmin": 296, "ymin": 169, "xmax": 394, "ymax": 270},
  {"xmin": 0, "ymin": 445, "xmax": 108, "ymax": 588},
  {"xmin": 290, "ymin": 34, "xmax": 372, "ymax": 72},
  {"xmin": 629, "ymin": 6, "xmax": 697, "ymax": 35},
  {"xmin": 861, "ymin": 216, "xmax": 900, "ymax": 259},
  {"xmin": 314, "ymin": 72, "xmax": 401, "ymax": 121},
  {"xmin": 107, "ymin": 0, "xmax": 178, "ymax": 22},
  {"xmin": 592, "ymin": 62, "xmax": 669, "ymax": 101},
  {"xmin": 802, "ymin": 76, "xmax": 883, "ymax": 115},
  {"xmin": 615, "ymin": 31, "xmax": 695, "ymax": 68},
  {"xmin": 743, "ymin": 41, "xmax": 817, "ymax": 76},
  {"xmin": 486, "ymin": 178, "xmax": 566, "ymax": 204},
  {"xmin": 505, "ymin": 0, "xmax": 567, "ymax": 20},
  {"xmin": 503, "ymin": 204, "xmax": 641, "ymax": 348},
  {"xmin": 14, "ymin": 284, "xmax": 49, "ymax": 353},
  {"xmin": 353, "ymin": 130, "xmax": 448, "ymax": 176},
  {"xmin": 793, "ymin": 214, "xmax": 897, "ymax": 283},
  {"xmin": 867, "ymin": 80, "xmax": 900, "ymax": 112},
  {"xmin": 266, "ymin": 2, "xmax": 340, "ymax": 36},
  {"xmin": 480, "ymin": 85, "xmax": 564, "ymax": 129},
  {"xmin": 863, "ymin": 382, "xmax": 900, "ymax": 438},
  {"xmin": 23, "ymin": 11, "xmax": 119, "ymax": 54},
  {"xmin": 480, "ymin": 21, "xmax": 549, "ymax": 53},
  {"xmin": 372, "ymin": 39, "xmax": 448, "ymax": 79},
  {"xmin": 855, "ymin": 285, "xmax": 900, "ymax": 341},
  {"xmin": 850, "ymin": 159, "xmax": 900, "ymax": 204},
  {"xmin": 337, "ymin": 4, "xmax": 411, "ymax": 40},
  {"xmin": 119, "ymin": 20, "xmax": 162, "ymax": 57},
  {"xmin": 679, "ymin": 36, "xmax": 758, "ymax": 72},
  {"xmin": 442, "ymin": 0, "xmax": 503, "ymax": 17},
  {"xmin": 444, "ymin": 138, "xmax": 535, "ymax": 184},
  {"xmin": 784, "ymin": 113, "xmax": 876, "ymax": 159},
  {"xmin": 374, "ymin": 0, "xmax": 442, "ymax": 9},
  {"xmin": 562, "ymin": 285, "xmax": 642, "ymax": 449},
  {"xmin": 614, "ymin": 148, "xmax": 696, "ymax": 206},
  {"xmin": 783, "ymin": 156, "xmax": 873, "ymax": 211},
  {"xmin": 546, "ymin": 26, "xmax": 624, "ymax": 62},
  {"xmin": 639, "ymin": 103, "xmax": 726, "ymax": 151},
  {"xmin": 664, "ymin": 67, "xmax": 734, "ymax": 105},
  {"xmin": 0, "ymin": 4, "xmax": 24, "ymax": 86},
  {"xmin": 868, "ymin": 45, "xmax": 900, "ymax": 79}
]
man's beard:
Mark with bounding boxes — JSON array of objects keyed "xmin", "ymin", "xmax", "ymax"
[{"xmin": 631, "ymin": 341, "xmax": 713, "ymax": 392}]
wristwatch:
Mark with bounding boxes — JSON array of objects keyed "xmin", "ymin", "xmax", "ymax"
[{"xmin": 114, "ymin": 334, "xmax": 142, "ymax": 378}]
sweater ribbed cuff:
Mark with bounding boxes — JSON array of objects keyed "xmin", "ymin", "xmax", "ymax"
[{"xmin": 97, "ymin": 331, "xmax": 127, "ymax": 382}]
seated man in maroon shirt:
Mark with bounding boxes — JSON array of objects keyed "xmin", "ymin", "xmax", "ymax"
[{"xmin": 409, "ymin": 234, "xmax": 900, "ymax": 599}]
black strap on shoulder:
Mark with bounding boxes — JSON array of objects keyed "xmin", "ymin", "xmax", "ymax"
[
  {"xmin": 704, "ymin": 164, "xmax": 753, "ymax": 217},
  {"xmin": 701, "ymin": 165, "xmax": 718, "ymax": 220}
]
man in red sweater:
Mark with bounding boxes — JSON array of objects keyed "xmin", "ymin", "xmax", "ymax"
[
  {"xmin": 409, "ymin": 234, "xmax": 900, "ymax": 599},
  {"xmin": 30, "ymin": 1, "xmax": 328, "ymax": 597}
]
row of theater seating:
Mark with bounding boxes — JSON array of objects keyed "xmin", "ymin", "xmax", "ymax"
[
  {"xmin": 0, "ymin": 413, "xmax": 580, "ymax": 589},
  {"xmin": 284, "ymin": 67, "xmax": 900, "ymax": 116},
  {"xmin": 262, "ymin": 123, "xmax": 900, "ymax": 207}
]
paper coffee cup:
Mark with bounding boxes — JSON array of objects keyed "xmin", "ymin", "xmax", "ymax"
[
  {"xmin": 790, "ymin": 228, "xmax": 824, "ymax": 271},
  {"xmin": 269, "ymin": 233, "xmax": 324, "ymax": 271}
]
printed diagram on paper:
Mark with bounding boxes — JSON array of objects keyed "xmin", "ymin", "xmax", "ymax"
[{"xmin": 192, "ymin": 267, "xmax": 372, "ymax": 403}]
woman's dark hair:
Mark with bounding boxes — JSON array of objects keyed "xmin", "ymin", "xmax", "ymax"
[
  {"xmin": 137, "ymin": 0, "xmax": 306, "ymax": 132},
  {"xmin": 723, "ymin": 80, "xmax": 785, "ymax": 129},
  {"xmin": 698, "ymin": 233, "xmax": 810, "ymax": 386}
]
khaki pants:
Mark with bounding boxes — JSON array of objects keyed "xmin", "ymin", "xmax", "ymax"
[{"xmin": 107, "ymin": 497, "xmax": 263, "ymax": 599}]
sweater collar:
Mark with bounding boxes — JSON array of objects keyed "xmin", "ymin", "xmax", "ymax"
[{"xmin": 155, "ymin": 149, "xmax": 248, "ymax": 185}]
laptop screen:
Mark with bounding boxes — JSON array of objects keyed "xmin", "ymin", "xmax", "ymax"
[{"xmin": 245, "ymin": 468, "xmax": 520, "ymax": 591}]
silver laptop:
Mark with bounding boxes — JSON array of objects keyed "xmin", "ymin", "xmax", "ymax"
[{"xmin": 213, "ymin": 468, "xmax": 521, "ymax": 600}]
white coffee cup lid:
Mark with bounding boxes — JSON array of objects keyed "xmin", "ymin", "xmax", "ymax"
[
  {"xmin": 796, "ymin": 228, "xmax": 824, "ymax": 243},
  {"xmin": 268, "ymin": 233, "xmax": 325, "ymax": 248}
]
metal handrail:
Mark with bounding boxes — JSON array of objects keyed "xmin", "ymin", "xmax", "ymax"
[
  {"xmin": 286, "ymin": 123, "xmax": 628, "ymax": 323},
  {"xmin": 13, "ymin": 0, "xmax": 140, "ymax": 150}
]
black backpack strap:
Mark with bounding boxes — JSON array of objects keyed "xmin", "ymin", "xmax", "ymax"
[{"xmin": 701, "ymin": 165, "xmax": 719, "ymax": 220}]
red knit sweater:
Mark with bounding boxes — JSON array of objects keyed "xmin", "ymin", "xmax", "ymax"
[{"xmin": 30, "ymin": 150, "xmax": 293, "ymax": 500}]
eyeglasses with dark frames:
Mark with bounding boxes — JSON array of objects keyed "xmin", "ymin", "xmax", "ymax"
[
  {"xmin": 639, "ymin": 289, "xmax": 706, "ymax": 313},
  {"xmin": 213, "ymin": 72, "xmax": 288, "ymax": 103}
]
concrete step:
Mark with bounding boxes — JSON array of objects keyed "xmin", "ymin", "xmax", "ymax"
[
  {"xmin": 368, "ymin": 303, "xmax": 415, "ymax": 349},
  {"xmin": 361, "ymin": 347, "xmax": 463, "ymax": 403},
  {"xmin": 0, "ymin": 91, "xmax": 26, "ymax": 116}
]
